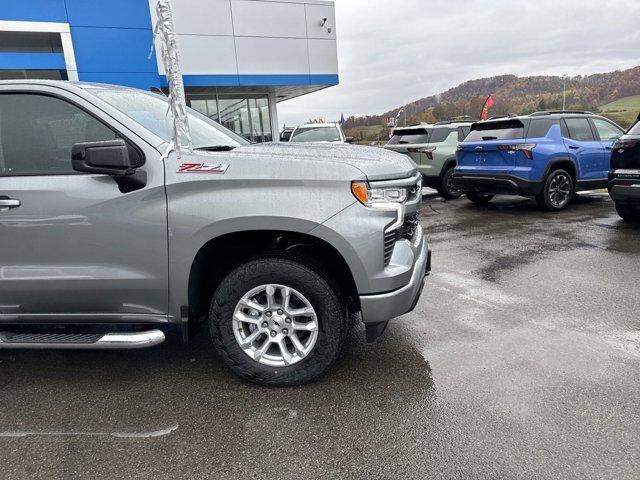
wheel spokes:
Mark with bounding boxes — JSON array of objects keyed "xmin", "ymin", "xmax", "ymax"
[
  {"xmin": 292, "ymin": 319, "xmax": 319, "ymax": 332},
  {"xmin": 233, "ymin": 284, "xmax": 319, "ymax": 367},
  {"xmin": 239, "ymin": 329, "xmax": 262, "ymax": 348}
]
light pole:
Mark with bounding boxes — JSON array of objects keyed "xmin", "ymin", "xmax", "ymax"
[{"xmin": 396, "ymin": 108, "xmax": 406, "ymax": 127}]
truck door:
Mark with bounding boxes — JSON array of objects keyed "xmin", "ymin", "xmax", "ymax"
[{"xmin": 0, "ymin": 88, "xmax": 168, "ymax": 323}]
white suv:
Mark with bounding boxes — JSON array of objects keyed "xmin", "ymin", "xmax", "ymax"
[{"xmin": 289, "ymin": 122, "xmax": 351, "ymax": 143}]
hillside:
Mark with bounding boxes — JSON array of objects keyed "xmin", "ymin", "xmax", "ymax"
[
  {"xmin": 344, "ymin": 66, "xmax": 640, "ymax": 143},
  {"xmin": 599, "ymin": 95, "xmax": 640, "ymax": 126}
]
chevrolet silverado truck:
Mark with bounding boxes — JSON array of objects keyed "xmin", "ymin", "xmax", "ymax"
[{"xmin": 0, "ymin": 80, "xmax": 430, "ymax": 386}]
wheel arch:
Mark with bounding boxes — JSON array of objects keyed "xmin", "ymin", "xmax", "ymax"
[
  {"xmin": 185, "ymin": 228, "xmax": 360, "ymax": 326},
  {"xmin": 544, "ymin": 157, "xmax": 577, "ymax": 181},
  {"xmin": 438, "ymin": 157, "xmax": 457, "ymax": 178}
]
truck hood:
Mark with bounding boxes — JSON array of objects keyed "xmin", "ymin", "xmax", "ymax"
[{"xmin": 226, "ymin": 142, "xmax": 417, "ymax": 181}]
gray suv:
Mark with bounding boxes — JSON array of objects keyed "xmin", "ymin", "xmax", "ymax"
[
  {"xmin": 0, "ymin": 80, "xmax": 430, "ymax": 386},
  {"xmin": 385, "ymin": 120, "xmax": 473, "ymax": 199}
]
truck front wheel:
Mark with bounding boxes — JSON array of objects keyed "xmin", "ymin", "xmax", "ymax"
[{"xmin": 209, "ymin": 256, "xmax": 347, "ymax": 386}]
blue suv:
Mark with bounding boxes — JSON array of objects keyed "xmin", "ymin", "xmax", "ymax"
[{"xmin": 453, "ymin": 111, "xmax": 624, "ymax": 211}]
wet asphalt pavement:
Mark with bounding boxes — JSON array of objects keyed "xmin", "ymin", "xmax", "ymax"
[{"xmin": 1, "ymin": 191, "xmax": 639, "ymax": 479}]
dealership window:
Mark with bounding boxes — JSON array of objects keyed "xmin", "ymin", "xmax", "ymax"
[
  {"xmin": 187, "ymin": 92, "xmax": 272, "ymax": 143},
  {"xmin": 0, "ymin": 70, "xmax": 67, "ymax": 81}
]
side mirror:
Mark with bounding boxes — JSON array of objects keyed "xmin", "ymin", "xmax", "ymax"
[
  {"xmin": 345, "ymin": 137, "xmax": 355, "ymax": 144},
  {"xmin": 72, "ymin": 139, "xmax": 134, "ymax": 176}
]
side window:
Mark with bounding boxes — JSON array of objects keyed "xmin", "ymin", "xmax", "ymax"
[
  {"xmin": 458, "ymin": 126, "xmax": 471, "ymax": 141},
  {"xmin": 527, "ymin": 119, "xmax": 558, "ymax": 138},
  {"xmin": 429, "ymin": 128, "xmax": 454, "ymax": 143},
  {"xmin": 591, "ymin": 118, "xmax": 623, "ymax": 141},
  {"xmin": 563, "ymin": 118, "xmax": 595, "ymax": 142},
  {"xmin": 0, "ymin": 93, "xmax": 117, "ymax": 175}
]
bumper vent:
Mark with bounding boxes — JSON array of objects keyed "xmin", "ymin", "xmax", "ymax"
[{"xmin": 383, "ymin": 212, "xmax": 421, "ymax": 266}]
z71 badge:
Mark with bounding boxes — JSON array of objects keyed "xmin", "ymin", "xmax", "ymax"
[{"xmin": 177, "ymin": 163, "xmax": 229, "ymax": 174}]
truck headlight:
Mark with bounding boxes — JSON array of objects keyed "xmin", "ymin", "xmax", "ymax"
[{"xmin": 351, "ymin": 181, "xmax": 408, "ymax": 206}]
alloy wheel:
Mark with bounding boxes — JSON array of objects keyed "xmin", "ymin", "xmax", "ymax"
[
  {"xmin": 232, "ymin": 284, "xmax": 319, "ymax": 367},
  {"xmin": 445, "ymin": 169, "xmax": 461, "ymax": 196},
  {"xmin": 548, "ymin": 173, "xmax": 572, "ymax": 208}
]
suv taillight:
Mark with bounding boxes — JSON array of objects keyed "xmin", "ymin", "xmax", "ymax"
[
  {"xmin": 418, "ymin": 146, "xmax": 437, "ymax": 160},
  {"xmin": 498, "ymin": 143, "xmax": 536, "ymax": 159}
]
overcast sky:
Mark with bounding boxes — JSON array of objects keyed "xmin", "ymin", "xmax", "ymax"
[{"xmin": 278, "ymin": 0, "xmax": 640, "ymax": 127}]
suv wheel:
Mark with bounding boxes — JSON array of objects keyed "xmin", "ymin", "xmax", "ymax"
[
  {"xmin": 615, "ymin": 203, "xmax": 640, "ymax": 222},
  {"xmin": 536, "ymin": 169, "xmax": 574, "ymax": 211},
  {"xmin": 465, "ymin": 192, "xmax": 494, "ymax": 205},
  {"xmin": 209, "ymin": 256, "xmax": 347, "ymax": 386},
  {"xmin": 438, "ymin": 166, "xmax": 463, "ymax": 200}
]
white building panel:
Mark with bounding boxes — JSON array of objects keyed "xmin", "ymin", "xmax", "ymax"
[
  {"xmin": 235, "ymin": 37, "xmax": 309, "ymax": 74},
  {"xmin": 307, "ymin": 39, "xmax": 338, "ymax": 74},
  {"xmin": 148, "ymin": 0, "xmax": 338, "ymax": 77},
  {"xmin": 171, "ymin": 0, "xmax": 234, "ymax": 36},
  {"xmin": 305, "ymin": 3, "xmax": 336, "ymax": 40},
  {"xmin": 175, "ymin": 36, "xmax": 238, "ymax": 75},
  {"xmin": 231, "ymin": 0, "xmax": 307, "ymax": 38}
]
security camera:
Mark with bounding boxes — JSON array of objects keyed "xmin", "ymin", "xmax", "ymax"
[{"xmin": 320, "ymin": 17, "xmax": 328, "ymax": 26}]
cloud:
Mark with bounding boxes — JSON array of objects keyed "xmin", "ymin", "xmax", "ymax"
[{"xmin": 278, "ymin": 0, "xmax": 640, "ymax": 127}]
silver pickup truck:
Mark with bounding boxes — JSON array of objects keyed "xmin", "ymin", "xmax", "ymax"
[{"xmin": 0, "ymin": 80, "xmax": 430, "ymax": 386}]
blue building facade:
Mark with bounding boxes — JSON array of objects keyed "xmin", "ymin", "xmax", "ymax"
[{"xmin": 0, "ymin": 0, "xmax": 339, "ymax": 141}]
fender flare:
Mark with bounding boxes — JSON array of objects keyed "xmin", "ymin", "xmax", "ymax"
[
  {"xmin": 543, "ymin": 156, "xmax": 579, "ymax": 180},
  {"xmin": 438, "ymin": 157, "xmax": 457, "ymax": 179}
]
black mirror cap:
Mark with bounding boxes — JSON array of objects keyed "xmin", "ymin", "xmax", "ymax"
[
  {"xmin": 72, "ymin": 139, "xmax": 134, "ymax": 176},
  {"xmin": 345, "ymin": 137, "xmax": 355, "ymax": 144}
]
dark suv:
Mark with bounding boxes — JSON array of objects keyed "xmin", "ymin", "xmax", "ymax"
[
  {"xmin": 454, "ymin": 111, "xmax": 624, "ymax": 211},
  {"xmin": 608, "ymin": 118, "xmax": 640, "ymax": 221}
]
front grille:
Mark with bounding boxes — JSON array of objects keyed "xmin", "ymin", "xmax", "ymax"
[{"xmin": 383, "ymin": 211, "xmax": 421, "ymax": 266}]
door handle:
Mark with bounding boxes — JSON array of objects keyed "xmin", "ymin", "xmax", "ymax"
[
  {"xmin": 0, "ymin": 197, "xmax": 21, "ymax": 210},
  {"xmin": 568, "ymin": 145, "xmax": 580, "ymax": 150},
  {"xmin": 605, "ymin": 146, "xmax": 612, "ymax": 150}
]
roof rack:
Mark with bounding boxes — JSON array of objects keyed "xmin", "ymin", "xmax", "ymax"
[
  {"xmin": 434, "ymin": 117, "xmax": 477, "ymax": 126},
  {"xmin": 530, "ymin": 110, "xmax": 594, "ymax": 117},
  {"xmin": 486, "ymin": 114, "xmax": 518, "ymax": 120}
]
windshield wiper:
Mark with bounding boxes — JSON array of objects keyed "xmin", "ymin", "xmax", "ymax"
[{"xmin": 194, "ymin": 145, "xmax": 237, "ymax": 152}]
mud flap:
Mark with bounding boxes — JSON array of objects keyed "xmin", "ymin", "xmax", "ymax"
[{"xmin": 365, "ymin": 321, "xmax": 389, "ymax": 343}]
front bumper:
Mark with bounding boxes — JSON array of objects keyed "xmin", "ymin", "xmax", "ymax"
[
  {"xmin": 359, "ymin": 237, "xmax": 430, "ymax": 325},
  {"xmin": 453, "ymin": 173, "xmax": 543, "ymax": 196}
]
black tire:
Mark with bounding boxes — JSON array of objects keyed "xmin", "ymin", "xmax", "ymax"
[
  {"xmin": 438, "ymin": 166, "xmax": 463, "ymax": 200},
  {"xmin": 535, "ymin": 169, "xmax": 574, "ymax": 211},
  {"xmin": 465, "ymin": 192, "xmax": 494, "ymax": 205},
  {"xmin": 209, "ymin": 256, "xmax": 347, "ymax": 387},
  {"xmin": 615, "ymin": 203, "xmax": 640, "ymax": 222}
]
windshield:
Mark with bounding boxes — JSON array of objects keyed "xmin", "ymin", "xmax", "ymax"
[
  {"xmin": 290, "ymin": 126, "xmax": 341, "ymax": 142},
  {"xmin": 91, "ymin": 89, "xmax": 249, "ymax": 149}
]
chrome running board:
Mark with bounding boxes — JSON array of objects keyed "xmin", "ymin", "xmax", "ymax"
[{"xmin": 0, "ymin": 330, "xmax": 165, "ymax": 350}]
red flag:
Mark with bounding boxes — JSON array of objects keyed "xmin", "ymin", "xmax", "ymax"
[{"xmin": 480, "ymin": 95, "xmax": 495, "ymax": 121}]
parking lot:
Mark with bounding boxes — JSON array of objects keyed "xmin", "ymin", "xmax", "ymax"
[{"xmin": 1, "ymin": 191, "xmax": 638, "ymax": 480}]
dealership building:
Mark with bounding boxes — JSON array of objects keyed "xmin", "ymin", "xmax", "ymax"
[{"xmin": 0, "ymin": 0, "xmax": 339, "ymax": 142}]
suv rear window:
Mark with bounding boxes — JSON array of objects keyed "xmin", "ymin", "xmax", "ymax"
[
  {"xmin": 429, "ymin": 128, "xmax": 454, "ymax": 143},
  {"xmin": 527, "ymin": 119, "xmax": 559, "ymax": 138},
  {"xmin": 466, "ymin": 119, "xmax": 525, "ymax": 142},
  {"xmin": 388, "ymin": 128, "xmax": 430, "ymax": 145}
]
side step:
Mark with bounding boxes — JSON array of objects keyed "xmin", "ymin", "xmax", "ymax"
[{"xmin": 0, "ymin": 330, "xmax": 165, "ymax": 350}]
